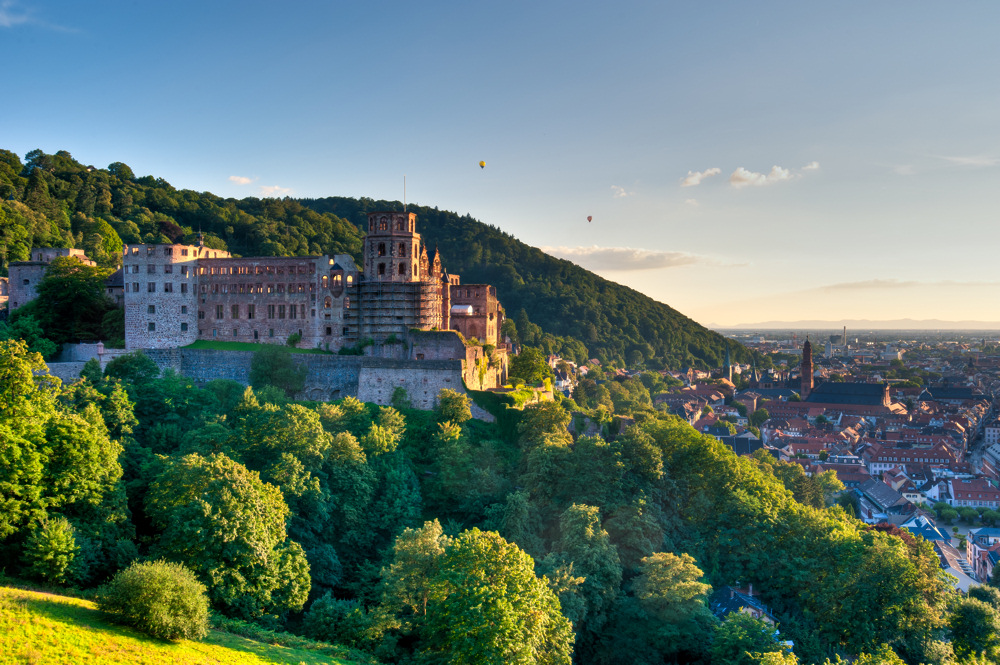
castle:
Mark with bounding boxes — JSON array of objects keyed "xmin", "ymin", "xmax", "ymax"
[{"xmin": 7, "ymin": 211, "xmax": 510, "ymax": 396}]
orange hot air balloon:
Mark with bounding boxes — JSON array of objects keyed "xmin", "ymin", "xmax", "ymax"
[
  {"xmin": 587, "ymin": 216, "xmax": 593, "ymax": 222},
  {"xmin": 479, "ymin": 161, "xmax": 486, "ymax": 169}
]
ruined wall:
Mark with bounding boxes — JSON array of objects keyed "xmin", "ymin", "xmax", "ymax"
[
  {"xmin": 357, "ymin": 360, "xmax": 466, "ymax": 409},
  {"xmin": 123, "ymin": 244, "xmax": 210, "ymax": 349},
  {"xmin": 7, "ymin": 263, "xmax": 48, "ymax": 310}
]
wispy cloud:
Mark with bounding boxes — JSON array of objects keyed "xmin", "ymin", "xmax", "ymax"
[
  {"xmin": 729, "ymin": 165, "xmax": 794, "ymax": 188},
  {"xmin": 941, "ymin": 155, "xmax": 999, "ymax": 167},
  {"xmin": 802, "ymin": 161, "xmax": 820, "ymax": 171},
  {"xmin": 542, "ymin": 245, "xmax": 704, "ymax": 271},
  {"xmin": 820, "ymin": 279, "xmax": 921, "ymax": 291},
  {"xmin": 260, "ymin": 185, "xmax": 292, "ymax": 197},
  {"xmin": 680, "ymin": 167, "xmax": 721, "ymax": 187},
  {"xmin": 0, "ymin": 1, "xmax": 74, "ymax": 31},
  {"xmin": 611, "ymin": 185, "xmax": 633, "ymax": 198},
  {"xmin": 229, "ymin": 175, "xmax": 253, "ymax": 185},
  {"xmin": 684, "ymin": 198, "xmax": 699, "ymax": 207}
]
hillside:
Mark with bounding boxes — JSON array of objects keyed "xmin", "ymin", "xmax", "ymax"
[
  {"xmin": 0, "ymin": 585, "xmax": 366, "ymax": 665},
  {"xmin": 0, "ymin": 148, "xmax": 755, "ymax": 368}
]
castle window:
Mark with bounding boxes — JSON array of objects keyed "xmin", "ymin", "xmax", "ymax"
[
  {"xmin": 164, "ymin": 248, "xmax": 172, "ymax": 257},
  {"xmin": 131, "ymin": 265, "xmax": 139, "ymax": 273},
  {"xmin": 278, "ymin": 305, "xmax": 286, "ymax": 319},
  {"xmin": 132, "ymin": 282, "xmax": 139, "ymax": 292},
  {"xmin": 148, "ymin": 282, "xmax": 156, "ymax": 292},
  {"xmin": 267, "ymin": 284, "xmax": 274, "ymax": 293},
  {"xmin": 148, "ymin": 322, "xmax": 155, "ymax": 331},
  {"xmin": 132, "ymin": 247, "xmax": 139, "ymax": 255},
  {"xmin": 269, "ymin": 329, "xmax": 274, "ymax": 337},
  {"xmin": 324, "ymin": 296, "xmax": 332, "ymax": 308},
  {"xmin": 344, "ymin": 297, "xmax": 350, "ymax": 309},
  {"xmin": 164, "ymin": 264, "xmax": 173, "ymax": 274},
  {"xmin": 216, "ymin": 305, "xmax": 223, "ymax": 318},
  {"xmin": 213, "ymin": 329, "xmax": 217, "ymax": 337},
  {"xmin": 277, "ymin": 267, "xmax": 284, "ymax": 275},
  {"xmin": 395, "ymin": 219, "xmax": 403, "ymax": 230},
  {"xmin": 200, "ymin": 284, "xmax": 206, "ymax": 293},
  {"xmin": 322, "ymin": 275, "xmax": 328, "ymax": 288},
  {"xmin": 147, "ymin": 247, "xmax": 154, "ymax": 256},
  {"xmin": 181, "ymin": 306, "xmax": 187, "ymax": 314},
  {"xmin": 413, "ymin": 265, "xmax": 418, "ymax": 277},
  {"xmin": 180, "ymin": 283, "xmax": 187, "ymax": 294},
  {"xmin": 346, "ymin": 275, "xmax": 352, "ymax": 284},
  {"xmin": 268, "ymin": 305, "xmax": 275, "ymax": 319},
  {"xmin": 181, "ymin": 249, "xmax": 188, "ymax": 256},
  {"xmin": 181, "ymin": 266, "xmax": 188, "ymax": 276},
  {"xmin": 277, "ymin": 284, "xmax": 285, "ymax": 294},
  {"xmin": 326, "ymin": 327, "xmax": 332, "ymax": 336},
  {"xmin": 301, "ymin": 305, "xmax": 306, "ymax": 318},
  {"xmin": 253, "ymin": 330, "xmax": 258, "ymax": 340},
  {"xmin": 378, "ymin": 263, "xmax": 385, "ymax": 276},
  {"xmin": 290, "ymin": 305, "xmax": 297, "ymax": 320},
  {"xmin": 399, "ymin": 263, "xmax": 406, "ymax": 275},
  {"xmin": 231, "ymin": 304, "xmax": 239, "ymax": 319},
  {"xmin": 148, "ymin": 305, "xmax": 155, "ymax": 314},
  {"xmin": 247, "ymin": 304, "xmax": 255, "ymax": 319},
  {"xmin": 233, "ymin": 329, "xmax": 238, "ymax": 337},
  {"xmin": 221, "ymin": 285, "xmax": 227, "ymax": 294},
  {"xmin": 399, "ymin": 243, "xmax": 406, "ymax": 256},
  {"xmin": 199, "ymin": 310, "xmax": 205, "ymax": 320},
  {"xmin": 378, "ymin": 243, "xmax": 386, "ymax": 257},
  {"xmin": 163, "ymin": 282, "xmax": 173, "ymax": 293},
  {"xmin": 181, "ymin": 322, "xmax": 188, "ymax": 331}
]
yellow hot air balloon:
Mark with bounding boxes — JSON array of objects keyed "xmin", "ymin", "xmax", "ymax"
[{"xmin": 479, "ymin": 161, "xmax": 486, "ymax": 169}]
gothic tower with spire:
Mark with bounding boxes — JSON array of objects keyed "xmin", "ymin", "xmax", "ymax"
[{"xmin": 800, "ymin": 337, "xmax": 813, "ymax": 399}]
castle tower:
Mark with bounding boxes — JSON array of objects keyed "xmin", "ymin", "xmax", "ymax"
[
  {"xmin": 800, "ymin": 337, "xmax": 813, "ymax": 399},
  {"xmin": 362, "ymin": 211, "xmax": 421, "ymax": 283}
]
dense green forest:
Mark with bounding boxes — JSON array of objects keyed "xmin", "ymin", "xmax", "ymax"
[
  {"xmin": 0, "ymin": 148, "xmax": 755, "ymax": 369},
  {"xmin": 5, "ymin": 339, "xmax": 993, "ymax": 664}
]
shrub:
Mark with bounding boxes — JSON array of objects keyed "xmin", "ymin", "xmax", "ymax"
[
  {"xmin": 22, "ymin": 517, "xmax": 78, "ymax": 584},
  {"xmin": 286, "ymin": 331, "xmax": 302, "ymax": 347},
  {"xmin": 98, "ymin": 560, "xmax": 209, "ymax": 641},
  {"xmin": 302, "ymin": 593, "xmax": 373, "ymax": 647}
]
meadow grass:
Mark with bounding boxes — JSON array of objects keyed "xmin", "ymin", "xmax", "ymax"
[
  {"xmin": 0, "ymin": 586, "xmax": 367, "ymax": 665},
  {"xmin": 183, "ymin": 340, "xmax": 330, "ymax": 354}
]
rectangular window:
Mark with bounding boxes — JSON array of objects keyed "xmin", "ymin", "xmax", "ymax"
[
  {"xmin": 163, "ymin": 282, "xmax": 173, "ymax": 292},
  {"xmin": 131, "ymin": 265, "xmax": 139, "ymax": 274},
  {"xmin": 277, "ymin": 284, "xmax": 285, "ymax": 294},
  {"xmin": 148, "ymin": 322, "xmax": 155, "ymax": 331},
  {"xmin": 269, "ymin": 329, "xmax": 274, "ymax": 337},
  {"xmin": 148, "ymin": 282, "xmax": 156, "ymax": 292},
  {"xmin": 216, "ymin": 305, "xmax": 224, "ymax": 319},
  {"xmin": 164, "ymin": 247, "xmax": 172, "ymax": 257},
  {"xmin": 133, "ymin": 282, "xmax": 139, "ymax": 292},
  {"xmin": 213, "ymin": 329, "xmax": 217, "ymax": 337},
  {"xmin": 278, "ymin": 305, "xmax": 286, "ymax": 319},
  {"xmin": 231, "ymin": 304, "xmax": 239, "ymax": 319},
  {"xmin": 180, "ymin": 283, "xmax": 187, "ymax": 294},
  {"xmin": 300, "ymin": 304, "xmax": 306, "ymax": 319},
  {"xmin": 181, "ymin": 266, "xmax": 189, "ymax": 276},
  {"xmin": 181, "ymin": 249, "xmax": 188, "ymax": 257},
  {"xmin": 199, "ymin": 310, "xmax": 205, "ymax": 319},
  {"xmin": 181, "ymin": 322, "xmax": 188, "ymax": 332},
  {"xmin": 290, "ymin": 305, "xmax": 297, "ymax": 320},
  {"xmin": 148, "ymin": 305, "xmax": 155, "ymax": 314},
  {"xmin": 164, "ymin": 264, "xmax": 173, "ymax": 274},
  {"xmin": 213, "ymin": 284, "xmax": 219, "ymax": 294},
  {"xmin": 181, "ymin": 305, "xmax": 187, "ymax": 314},
  {"xmin": 247, "ymin": 304, "xmax": 255, "ymax": 319},
  {"xmin": 233, "ymin": 328, "xmax": 238, "ymax": 337},
  {"xmin": 267, "ymin": 305, "xmax": 275, "ymax": 319}
]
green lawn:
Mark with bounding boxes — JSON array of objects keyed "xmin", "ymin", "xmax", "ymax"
[
  {"xmin": 183, "ymin": 340, "xmax": 331, "ymax": 354},
  {"xmin": 0, "ymin": 586, "xmax": 367, "ymax": 665}
]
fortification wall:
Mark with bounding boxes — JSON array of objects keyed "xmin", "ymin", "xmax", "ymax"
[
  {"xmin": 57, "ymin": 343, "xmax": 131, "ymax": 363},
  {"xmin": 357, "ymin": 359, "xmax": 466, "ymax": 409}
]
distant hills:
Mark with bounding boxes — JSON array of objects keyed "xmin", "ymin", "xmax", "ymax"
[
  {"xmin": 0, "ymin": 148, "xmax": 758, "ymax": 369},
  {"xmin": 716, "ymin": 318, "xmax": 1000, "ymax": 331}
]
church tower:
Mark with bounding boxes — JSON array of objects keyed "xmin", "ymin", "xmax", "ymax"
[{"xmin": 800, "ymin": 338, "xmax": 813, "ymax": 399}]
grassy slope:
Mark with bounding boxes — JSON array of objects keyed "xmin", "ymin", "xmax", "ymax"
[{"xmin": 0, "ymin": 586, "xmax": 365, "ymax": 665}]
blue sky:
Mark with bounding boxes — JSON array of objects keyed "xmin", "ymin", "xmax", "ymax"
[{"xmin": 3, "ymin": 1, "xmax": 1000, "ymax": 326}]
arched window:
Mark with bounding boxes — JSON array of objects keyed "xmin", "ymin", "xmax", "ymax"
[
  {"xmin": 322, "ymin": 275, "xmax": 328, "ymax": 288},
  {"xmin": 378, "ymin": 243, "xmax": 386, "ymax": 256},
  {"xmin": 398, "ymin": 263, "xmax": 406, "ymax": 275},
  {"xmin": 324, "ymin": 296, "xmax": 332, "ymax": 308},
  {"xmin": 379, "ymin": 216, "xmax": 387, "ymax": 230},
  {"xmin": 395, "ymin": 219, "xmax": 403, "ymax": 230},
  {"xmin": 399, "ymin": 243, "xmax": 406, "ymax": 256},
  {"xmin": 378, "ymin": 263, "xmax": 386, "ymax": 275},
  {"xmin": 333, "ymin": 274, "xmax": 342, "ymax": 285}
]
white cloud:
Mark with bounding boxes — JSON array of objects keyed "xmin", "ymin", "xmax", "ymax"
[
  {"xmin": 229, "ymin": 175, "xmax": 253, "ymax": 185},
  {"xmin": 941, "ymin": 155, "xmax": 999, "ymax": 167},
  {"xmin": 893, "ymin": 164, "xmax": 916, "ymax": 176},
  {"xmin": 821, "ymin": 279, "xmax": 920, "ymax": 291},
  {"xmin": 802, "ymin": 161, "xmax": 820, "ymax": 171},
  {"xmin": 729, "ymin": 165, "xmax": 794, "ymax": 188},
  {"xmin": 542, "ymin": 245, "xmax": 702, "ymax": 271},
  {"xmin": 680, "ymin": 167, "xmax": 721, "ymax": 187},
  {"xmin": 684, "ymin": 198, "xmax": 699, "ymax": 207},
  {"xmin": 610, "ymin": 185, "xmax": 632, "ymax": 198},
  {"xmin": 0, "ymin": 1, "xmax": 30, "ymax": 27},
  {"xmin": 260, "ymin": 185, "xmax": 292, "ymax": 197}
]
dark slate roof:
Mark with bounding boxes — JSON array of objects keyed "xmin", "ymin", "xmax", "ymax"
[
  {"xmin": 924, "ymin": 385, "xmax": 982, "ymax": 401},
  {"xmin": 752, "ymin": 388, "xmax": 797, "ymax": 399},
  {"xmin": 858, "ymin": 478, "xmax": 907, "ymax": 510},
  {"xmin": 104, "ymin": 268, "xmax": 124, "ymax": 288},
  {"xmin": 901, "ymin": 516, "xmax": 950, "ymax": 542},
  {"xmin": 717, "ymin": 436, "xmax": 764, "ymax": 457},
  {"xmin": 805, "ymin": 382, "xmax": 886, "ymax": 405},
  {"xmin": 709, "ymin": 587, "xmax": 776, "ymax": 622}
]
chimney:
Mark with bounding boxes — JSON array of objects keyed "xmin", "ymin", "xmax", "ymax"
[{"xmin": 748, "ymin": 583, "xmax": 753, "ymax": 597}]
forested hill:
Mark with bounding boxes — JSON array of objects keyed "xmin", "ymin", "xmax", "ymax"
[
  {"xmin": 0, "ymin": 148, "xmax": 750, "ymax": 368},
  {"xmin": 303, "ymin": 197, "xmax": 751, "ymax": 369}
]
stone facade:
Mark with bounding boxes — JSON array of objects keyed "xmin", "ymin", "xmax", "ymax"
[
  {"xmin": 0, "ymin": 276, "xmax": 8, "ymax": 311},
  {"xmin": 119, "ymin": 212, "xmax": 509, "ymax": 388},
  {"xmin": 8, "ymin": 248, "xmax": 96, "ymax": 311}
]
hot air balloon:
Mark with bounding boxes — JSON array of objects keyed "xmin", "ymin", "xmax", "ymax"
[
  {"xmin": 587, "ymin": 216, "xmax": 593, "ymax": 222},
  {"xmin": 479, "ymin": 161, "xmax": 486, "ymax": 169}
]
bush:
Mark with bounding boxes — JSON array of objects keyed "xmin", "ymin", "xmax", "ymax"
[
  {"xmin": 22, "ymin": 517, "xmax": 78, "ymax": 584},
  {"xmin": 98, "ymin": 560, "xmax": 209, "ymax": 641},
  {"xmin": 302, "ymin": 593, "xmax": 373, "ymax": 647}
]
